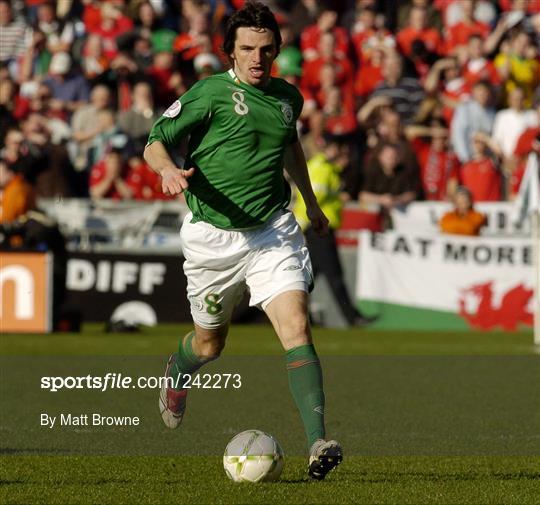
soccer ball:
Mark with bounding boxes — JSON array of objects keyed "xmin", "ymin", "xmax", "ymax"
[{"xmin": 223, "ymin": 430, "xmax": 284, "ymax": 483}]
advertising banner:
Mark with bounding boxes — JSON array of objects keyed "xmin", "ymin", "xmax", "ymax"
[
  {"xmin": 356, "ymin": 231, "xmax": 534, "ymax": 331},
  {"xmin": 66, "ymin": 252, "xmax": 190, "ymax": 323},
  {"xmin": 0, "ymin": 252, "xmax": 52, "ymax": 333}
]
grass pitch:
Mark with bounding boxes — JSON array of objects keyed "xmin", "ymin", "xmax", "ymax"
[{"xmin": 1, "ymin": 325, "xmax": 539, "ymax": 504}]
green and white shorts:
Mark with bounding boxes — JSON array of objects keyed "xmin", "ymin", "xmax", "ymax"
[{"xmin": 181, "ymin": 210, "xmax": 313, "ymax": 329}]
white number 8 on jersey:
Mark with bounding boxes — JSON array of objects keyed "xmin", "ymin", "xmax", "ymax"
[{"xmin": 232, "ymin": 91, "xmax": 249, "ymax": 116}]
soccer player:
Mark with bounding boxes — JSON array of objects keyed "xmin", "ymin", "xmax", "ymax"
[{"xmin": 143, "ymin": 1, "xmax": 342, "ymax": 481}]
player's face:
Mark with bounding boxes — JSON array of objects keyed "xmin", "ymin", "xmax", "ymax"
[{"xmin": 230, "ymin": 27, "xmax": 277, "ymax": 87}]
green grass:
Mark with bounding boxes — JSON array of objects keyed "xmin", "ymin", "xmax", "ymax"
[
  {"xmin": 2, "ymin": 456, "xmax": 539, "ymax": 504},
  {"xmin": 0, "ymin": 323, "xmax": 537, "ymax": 356},
  {"xmin": 1, "ymin": 324, "xmax": 539, "ymax": 504}
]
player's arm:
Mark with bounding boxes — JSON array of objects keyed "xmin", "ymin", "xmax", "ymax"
[
  {"xmin": 144, "ymin": 81, "xmax": 210, "ymax": 195},
  {"xmin": 143, "ymin": 141, "xmax": 194, "ymax": 195},
  {"xmin": 284, "ymin": 141, "xmax": 329, "ymax": 235}
]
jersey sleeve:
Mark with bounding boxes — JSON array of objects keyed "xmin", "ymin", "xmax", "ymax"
[{"xmin": 147, "ymin": 80, "xmax": 212, "ymax": 147}]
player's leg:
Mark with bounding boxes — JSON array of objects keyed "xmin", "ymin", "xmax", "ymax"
[
  {"xmin": 160, "ymin": 213, "xmax": 246, "ymax": 429},
  {"xmin": 245, "ymin": 211, "xmax": 342, "ymax": 478},
  {"xmin": 160, "ymin": 323, "xmax": 229, "ymax": 429},
  {"xmin": 264, "ymin": 290, "xmax": 342, "ymax": 480}
]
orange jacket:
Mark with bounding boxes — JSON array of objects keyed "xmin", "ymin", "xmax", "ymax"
[
  {"xmin": 440, "ymin": 209, "xmax": 486, "ymax": 236},
  {"xmin": 0, "ymin": 174, "xmax": 36, "ymax": 224}
]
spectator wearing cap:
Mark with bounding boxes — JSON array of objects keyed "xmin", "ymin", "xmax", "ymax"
[
  {"xmin": 370, "ymin": 52, "xmax": 425, "ymax": 124},
  {"xmin": 43, "ymin": 52, "xmax": 90, "ymax": 117},
  {"xmin": 274, "ymin": 46, "xmax": 302, "ymax": 85},
  {"xmin": 146, "ymin": 37, "xmax": 183, "ymax": 109},
  {"xmin": 450, "ymin": 80, "xmax": 495, "ymax": 163},
  {"xmin": 439, "ymin": 186, "xmax": 486, "ymax": 236}
]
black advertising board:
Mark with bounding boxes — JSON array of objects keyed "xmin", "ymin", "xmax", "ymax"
[{"xmin": 65, "ymin": 251, "xmax": 191, "ymax": 323}]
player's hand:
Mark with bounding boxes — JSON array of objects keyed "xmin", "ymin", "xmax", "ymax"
[
  {"xmin": 160, "ymin": 166, "xmax": 195, "ymax": 195},
  {"xmin": 307, "ymin": 204, "xmax": 329, "ymax": 236}
]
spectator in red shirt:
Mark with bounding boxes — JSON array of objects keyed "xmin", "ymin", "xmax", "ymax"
[
  {"xmin": 408, "ymin": 119, "xmax": 460, "ymax": 200},
  {"xmin": 146, "ymin": 49, "xmax": 182, "ymax": 109},
  {"xmin": 444, "ymin": 0, "xmax": 490, "ymax": 56},
  {"xmin": 173, "ymin": 11, "xmax": 223, "ymax": 62},
  {"xmin": 351, "ymin": 6, "xmax": 391, "ymax": 64},
  {"xmin": 300, "ymin": 6, "xmax": 350, "ymax": 62},
  {"xmin": 396, "ymin": 6, "xmax": 442, "ymax": 57},
  {"xmin": 462, "ymin": 34, "xmax": 501, "ymax": 92},
  {"xmin": 511, "ymin": 98, "xmax": 540, "ymax": 197},
  {"xmin": 86, "ymin": 2, "xmax": 133, "ymax": 60},
  {"xmin": 89, "ymin": 149, "xmax": 138, "ymax": 200},
  {"xmin": 127, "ymin": 156, "xmax": 175, "ymax": 201},
  {"xmin": 301, "ymin": 31, "xmax": 354, "ymax": 111},
  {"xmin": 459, "ymin": 132, "xmax": 503, "ymax": 201},
  {"xmin": 354, "ymin": 45, "xmax": 386, "ymax": 99}
]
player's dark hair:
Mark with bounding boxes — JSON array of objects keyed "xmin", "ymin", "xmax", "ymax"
[{"xmin": 223, "ymin": 1, "xmax": 282, "ymax": 57}]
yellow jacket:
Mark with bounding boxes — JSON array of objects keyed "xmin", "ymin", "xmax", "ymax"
[{"xmin": 293, "ymin": 153, "xmax": 342, "ymax": 231}]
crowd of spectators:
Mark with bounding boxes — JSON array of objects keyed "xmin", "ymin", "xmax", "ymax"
[{"xmin": 1, "ymin": 0, "xmax": 540, "ymax": 227}]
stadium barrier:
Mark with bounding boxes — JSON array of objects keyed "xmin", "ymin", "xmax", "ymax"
[{"xmin": 24, "ymin": 200, "xmax": 533, "ymax": 330}]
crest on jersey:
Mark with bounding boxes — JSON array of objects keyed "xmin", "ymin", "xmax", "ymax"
[
  {"xmin": 163, "ymin": 100, "xmax": 182, "ymax": 118},
  {"xmin": 280, "ymin": 101, "xmax": 293, "ymax": 124}
]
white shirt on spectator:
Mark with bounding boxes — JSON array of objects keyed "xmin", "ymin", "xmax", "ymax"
[{"xmin": 492, "ymin": 108, "xmax": 539, "ymax": 158}]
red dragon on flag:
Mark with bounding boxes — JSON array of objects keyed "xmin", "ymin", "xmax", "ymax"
[{"xmin": 458, "ymin": 282, "xmax": 533, "ymax": 330}]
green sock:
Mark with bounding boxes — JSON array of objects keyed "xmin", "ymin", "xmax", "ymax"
[
  {"xmin": 286, "ymin": 344, "xmax": 326, "ymax": 449},
  {"xmin": 171, "ymin": 331, "xmax": 214, "ymax": 390}
]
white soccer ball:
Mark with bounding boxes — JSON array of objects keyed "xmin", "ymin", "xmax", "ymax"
[{"xmin": 223, "ymin": 430, "xmax": 284, "ymax": 483}]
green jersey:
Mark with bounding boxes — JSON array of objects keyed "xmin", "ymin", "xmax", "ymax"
[{"xmin": 147, "ymin": 69, "xmax": 303, "ymax": 229}]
